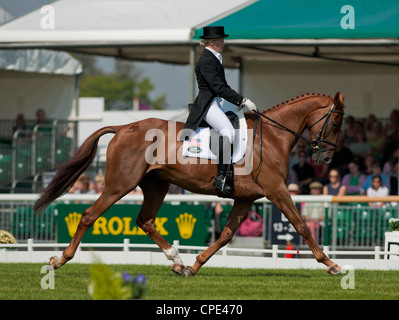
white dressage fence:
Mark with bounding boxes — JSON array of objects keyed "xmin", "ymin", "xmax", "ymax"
[
  {"xmin": 1, "ymin": 193, "xmax": 398, "ymax": 270},
  {"xmin": 1, "ymin": 238, "xmax": 398, "ymax": 270}
]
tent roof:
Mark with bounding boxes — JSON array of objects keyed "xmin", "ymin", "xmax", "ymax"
[
  {"xmin": 0, "ymin": 0, "xmax": 253, "ymax": 66},
  {"xmin": 0, "ymin": 1, "xmax": 250, "ymax": 44},
  {"xmin": 194, "ymin": 0, "xmax": 399, "ymax": 40},
  {"xmin": 0, "ymin": 49, "xmax": 82, "ymax": 75},
  {"xmin": 0, "ymin": 0, "xmax": 398, "ymax": 67}
]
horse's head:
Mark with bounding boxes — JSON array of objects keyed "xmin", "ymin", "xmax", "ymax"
[{"xmin": 307, "ymin": 92, "xmax": 345, "ymax": 164}]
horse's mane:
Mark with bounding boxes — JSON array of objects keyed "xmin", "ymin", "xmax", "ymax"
[
  {"xmin": 268, "ymin": 92, "xmax": 332, "ymax": 111},
  {"xmin": 245, "ymin": 92, "xmax": 332, "ymax": 121}
]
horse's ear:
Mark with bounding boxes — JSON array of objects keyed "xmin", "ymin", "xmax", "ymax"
[
  {"xmin": 333, "ymin": 92, "xmax": 340, "ymax": 105},
  {"xmin": 339, "ymin": 93, "xmax": 345, "ymax": 106},
  {"xmin": 333, "ymin": 92, "xmax": 345, "ymax": 109}
]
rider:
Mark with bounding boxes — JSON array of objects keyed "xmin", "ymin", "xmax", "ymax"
[{"xmin": 180, "ymin": 26, "xmax": 258, "ymax": 195}]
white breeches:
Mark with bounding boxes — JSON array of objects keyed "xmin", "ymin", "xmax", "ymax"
[{"xmin": 204, "ymin": 97, "xmax": 235, "ymax": 143}]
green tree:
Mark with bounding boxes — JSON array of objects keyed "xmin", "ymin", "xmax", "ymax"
[{"xmin": 78, "ymin": 56, "xmax": 167, "ymax": 110}]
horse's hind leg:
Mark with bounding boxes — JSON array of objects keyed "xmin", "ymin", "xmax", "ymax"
[
  {"xmin": 49, "ymin": 192, "xmax": 122, "ymax": 269},
  {"xmin": 184, "ymin": 200, "xmax": 254, "ymax": 276},
  {"xmin": 136, "ymin": 174, "xmax": 185, "ymax": 275}
]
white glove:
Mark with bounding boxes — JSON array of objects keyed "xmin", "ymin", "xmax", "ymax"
[{"xmin": 241, "ymin": 98, "xmax": 258, "ymax": 112}]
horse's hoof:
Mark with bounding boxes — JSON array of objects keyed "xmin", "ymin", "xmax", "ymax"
[
  {"xmin": 183, "ymin": 266, "xmax": 195, "ymax": 277},
  {"xmin": 48, "ymin": 256, "xmax": 61, "ymax": 270},
  {"xmin": 327, "ymin": 263, "xmax": 342, "ymax": 275},
  {"xmin": 172, "ymin": 264, "xmax": 185, "ymax": 276}
]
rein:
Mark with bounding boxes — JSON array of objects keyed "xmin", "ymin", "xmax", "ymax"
[{"xmin": 252, "ymin": 103, "xmax": 345, "ymax": 153}]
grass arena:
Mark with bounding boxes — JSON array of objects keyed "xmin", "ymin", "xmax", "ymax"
[{"xmin": 0, "ymin": 263, "xmax": 398, "ymax": 300}]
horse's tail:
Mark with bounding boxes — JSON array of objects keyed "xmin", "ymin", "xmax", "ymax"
[{"xmin": 34, "ymin": 126, "xmax": 118, "ymax": 215}]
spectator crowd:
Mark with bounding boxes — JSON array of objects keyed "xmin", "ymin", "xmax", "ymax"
[{"xmin": 288, "ymin": 109, "xmax": 398, "ymax": 202}]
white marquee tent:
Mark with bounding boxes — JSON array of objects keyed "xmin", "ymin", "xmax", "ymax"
[
  {"xmin": 0, "ymin": 48, "xmax": 82, "ymax": 119},
  {"xmin": 0, "ymin": 0, "xmax": 398, "ymax": 118}
]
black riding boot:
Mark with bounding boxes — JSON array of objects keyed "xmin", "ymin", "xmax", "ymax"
[{"xmin": 213, "ymin": 136, "xmax": 234, "ymax": 195}]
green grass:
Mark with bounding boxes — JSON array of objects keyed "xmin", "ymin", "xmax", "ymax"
[{"xmin": 0, "ymin": 263, "xmax": 398, "ymax": 300}]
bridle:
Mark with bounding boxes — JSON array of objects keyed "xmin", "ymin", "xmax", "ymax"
[{"xmin": 253, "ymin": 103, "xmax": 345, "ymax": 154}]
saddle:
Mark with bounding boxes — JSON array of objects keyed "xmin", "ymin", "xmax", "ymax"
[{"xmin": 182, "ymin": 103, "xmax": 248, "ymax": 164}]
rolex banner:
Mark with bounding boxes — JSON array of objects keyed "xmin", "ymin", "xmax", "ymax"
[{"xmin": 56, "ymin": 204, "xmax": 206, "ymax": 245}]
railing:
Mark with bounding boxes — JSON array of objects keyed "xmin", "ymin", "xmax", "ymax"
[
  {"xmin": 1, "ymin": 239, "xmax": 398, "ymax": 270},
  {"xmin": 0, "ymin": 120, "xmax": 78, "ymax": 193},
  {"xmin": 0, "ymin": 194, "xmax": 398, "ymax": 249}
]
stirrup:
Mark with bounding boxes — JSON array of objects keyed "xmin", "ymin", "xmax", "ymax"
[{"xmin": 213, "ymin": 174, "xmax": 233, "ymax": 195}]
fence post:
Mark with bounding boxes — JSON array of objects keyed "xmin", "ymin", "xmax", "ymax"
[
  {"xmin": 28, "ymin": 238, "xmax": 33, "ymax": 262},
  {"xmin": 374, "ymin": 246, "xmax": 380, "ymax": 269},
  {"xmin": 272, "ymin": 244, "xmax": 278, "ymax": 267},
  {"xmin": 76, "ymin": 243, "xmax": 81, "ymax": 263},
  {"xmin": 222, "ymin": 244, "xmax": 228, "ymax": 267},
  {"xmin": 324, "ymin": 245, "xmax": 330, "ymax": 258},
  {"xmin": 331, "ymin": 205, "xmax": 337, "ymax": 254},
  {"xmin": 173, "ymin": 240, "xmax": 180, "ymax": 251},
  {"xmin": 124, "ymin": 238, "xmax": 130, "ymax": 264}
]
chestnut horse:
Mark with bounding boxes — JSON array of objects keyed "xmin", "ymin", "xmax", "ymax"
[{"xmin": 34, "ymin": 92, "xmax": 345, "ymax": 276}]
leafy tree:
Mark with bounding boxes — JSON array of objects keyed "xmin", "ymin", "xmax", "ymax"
[{"xmin": 78, "ymin": 56, "xmax": 167, "ymax": 110}]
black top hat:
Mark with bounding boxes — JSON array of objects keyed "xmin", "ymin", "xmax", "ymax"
[{"xmin": 199, "ymin": 26, "xmax": 229, "ymax": 39}]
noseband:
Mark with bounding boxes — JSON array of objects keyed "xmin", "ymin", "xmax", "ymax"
[
  {"xmin": 253, "ymin": 103, "xmax": 345, "ymax": 154},
  {"xmin": 307, "ymin": 103, "xmax": 345, "ymax": 153}
]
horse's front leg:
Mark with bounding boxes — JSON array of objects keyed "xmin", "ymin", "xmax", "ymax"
[
  {"xmin": 266, "ymin": 184, "xmax": 341, "ymax": 275},
  {"xmin": 184, "ymin": 200, "xmax": 254, "ymax": 277}
]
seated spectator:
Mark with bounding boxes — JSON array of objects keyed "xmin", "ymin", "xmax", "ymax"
[
  {"xmin": 94, "ymin": 174, "xmax": 105, "ymax": 194},
  {"xmin": 365, "ymin": 114, "xmax": 377, "ymax": 140},
  {"xmin": 69, "ymin": 173, "xmax": 96, "ymax": 194},
  {"xmin": 343, "ymin": 115, "xmax": 356, "ymax": 145},
  {"xmin": 292, "ymin": 150, "xmax": 315, "ymax": 194},
  {"xmin": 329, "ymin": 137, "xmax": 353, "ymax": 177},
  {"xmin": 287, "ymin": 183, "xmax": 300, "ymax": 196},
  {"xmin": 383, "ymin": 110, "xmax": 399, "ymax": 162},
  {"xmin": 361, "ymin": 160, "xmax": 388, "ymax": 194},
  {"xmin": 383, "ymin": 148, "xmax": 398, "ymax": 175},
  {"xmin": 12, "ymin": 113, "xmax": 29, "ymax": 138},
  {"xmin": 289, "ymin": 141, "xmax": 309, "ymax": 167},
  {"xmin": 348, "ymin": 130, "xmax": 371, "ymax": 159},
  {"xmin": 33, "ymin": 108, "xmax": 52, "ymax": 133},
  {"xmin": 386, "ymin": 158, "xmax": 398, "ymax": 195},
  {"xmin": 308, "ymin": 181, "xmax": 323, "ymax": 195},
  {"xmin": 368, "ymin": 121, "xmax": 386, "ymax": 162},
  {"xmin": 367, "ymin": 175, "xmax": 389, "ymax": 207},
  {"xmin": 383, "ymin": 109, "xmax": 399, "ymax": 145},
  {"xmin": 323, "ymin": 168, "xmax": 346, "ymax": 196},
  {"xmin": 309, "ymin": 156, "xmax": 329, "ymax": 184},
  {"xmin": 301, "ymin": 181, "xmax": 324, "ymax": 242},
  {"xmin": 341, "ymin": 159, "xmax": 367, "ymax": 195},
  {"xmin": 363, "ymin": 154, "xmax": 376, "ymax": 175}
]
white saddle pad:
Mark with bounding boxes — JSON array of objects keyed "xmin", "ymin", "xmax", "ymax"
[{"xmin": 182, "ymin": 103, "xmax": 248, "ymax": 164}]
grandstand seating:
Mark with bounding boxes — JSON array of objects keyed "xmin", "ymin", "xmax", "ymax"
[{"xmin": 0, "ymin": 120, "xmax": 76, "ymax": 193}]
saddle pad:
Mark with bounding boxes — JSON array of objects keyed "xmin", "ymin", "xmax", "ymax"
[{"xmin": 182, "ymin": 104, "xmax": 248, "ymax": 164}]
